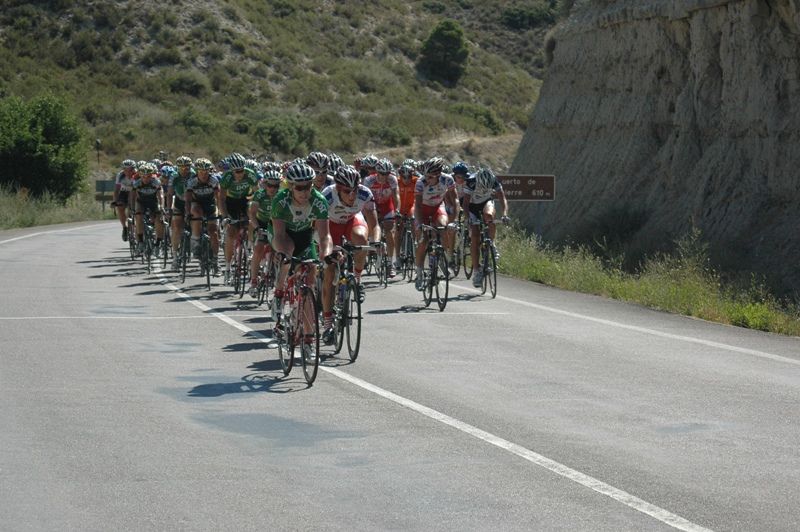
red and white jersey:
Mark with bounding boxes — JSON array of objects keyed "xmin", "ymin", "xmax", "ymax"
[
  {"xmin": 322, "ymin": 184, "xmax": 375, "ymax": 224},
  {"xmin": 363, "ymin": 173, "xmax": 398, "ymax": 206},
  {"xmin": 414, "ymin": 173, "xmax": 456, "ymax": 207}
]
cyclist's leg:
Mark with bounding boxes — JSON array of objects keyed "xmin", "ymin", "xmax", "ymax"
[{"xmin": 350, "ymin": 218, "xmax": 369, "ymax": 302}]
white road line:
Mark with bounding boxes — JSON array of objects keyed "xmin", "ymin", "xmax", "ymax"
[
  {"xmin": 451, "ymin": 281, "xmax": 800, "ymax": 367},
  {"xmin": 156, "ymin": 272, "xmax": 712, "ymax": 532},
  {"xmin": 0, "ymin": 223, "xmax": 110, "ymax": 245},
  {"xmin": 0, "ymin": 314, "xmax": 264, "ymax": 321}
]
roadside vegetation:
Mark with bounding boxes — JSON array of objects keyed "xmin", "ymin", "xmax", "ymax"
[
  {"xmin": 0, "ymin": 186, "xmax": 113, "ymax": 230},
  {"xmin": 497, "ymin": 226, "xmax": 800, "ymax": 336}
]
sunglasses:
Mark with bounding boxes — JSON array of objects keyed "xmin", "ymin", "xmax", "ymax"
[
  {"xmin": 233, "ymin": 168, "xmax": 245, "ymax": 173},
  {"xmin": 294, "ymin": 183, "xmax": 312, "ymax": 192},
  {"xmin": 265, "ymin": 182, "xmax": 279, "ymax": 189}
]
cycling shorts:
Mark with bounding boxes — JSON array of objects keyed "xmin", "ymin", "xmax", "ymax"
[
  {"xmin": 226, "ymin": 197, "xmax": 249, "ymax": 222},
  {"xmin": 257, "ymin": 219, "xmax": 273, "ymax": 244},
  {"xmin": 287, "ymin": 228, "xmax": 317, "ymax": 260},
  {"xmin": 418, "ymin": 203, "xmax": 447, "ymax": 226},
  {"xmin": 329, "ymin": 214, "xmax": 367, "ymax": 247},
  {"xmin": 468, "ymin": 199, "xmax": 494, "ymax": 225},
  {"xmin": 116, "ymin": 190, "xmax": 129, "ymax": 207}
]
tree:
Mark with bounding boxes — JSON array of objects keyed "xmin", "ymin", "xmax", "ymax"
[
  {"xmin": 0, "ymin": 94, "xmax": 87, "ymax": 199},
  {"xmin": 416, "ymin": 20, "xmax": 469, "ymax": 86}
]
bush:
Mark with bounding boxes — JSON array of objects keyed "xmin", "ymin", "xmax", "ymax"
[
  {"xmin": 0, "ymin": 94, "xmax": 87, "ymax": 200},
  {"xmin": 417, "ymin": 20, "xmax": 469, "ymax": 86},
  {"xmin": 168, "ymin": 71, "xmax": 209, "ymax": 97},
  {"xmin": 254, "ymin": 113, "xmax": 317, "ymax": 155},
  {"xmin": 450, "ymin": 103, "xmax": 505, "ymax": 135},
  {"xmin": 501, "ymin": 4, "xmax": 556, "ymax": 30},
  {"xmin": 141, "ymin": 46, "xmax": 182, "ymax": 67}
]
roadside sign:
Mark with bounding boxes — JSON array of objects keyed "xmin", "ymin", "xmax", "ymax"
[
  {"xmin": 95, "ymin": 179, "xmax": 115, "ymax": 212},
  {"xmin": 496, "ymin": 174, "xmax": 555, "ymax": 201}
]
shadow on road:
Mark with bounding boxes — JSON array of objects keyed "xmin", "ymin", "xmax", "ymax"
[
  {"xmin": 366, "ymin": 305, "xmax": 435, "ymax": 315},
  {"xmin": 187, "ymin": 373, "xmax": 302, "ymax": 396}
]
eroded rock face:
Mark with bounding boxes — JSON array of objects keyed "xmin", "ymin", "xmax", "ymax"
[{"xmin": 511, "ymin": 0, "xmax": 800, "ymax": 291}]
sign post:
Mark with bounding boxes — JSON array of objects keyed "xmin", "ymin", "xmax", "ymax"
[{"xmin": 95, "ymin": 139, "xmax": 101, "ymax": 165}]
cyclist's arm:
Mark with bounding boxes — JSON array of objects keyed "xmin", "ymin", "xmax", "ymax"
[
  {"xmin": 413, "ymin": 192, "xmax": 423, "ymax": 224},
  {"xmin": 184, "ymin": 189, "xmax": 193, "ymax": 216},
  {"xmin": 364, "ymin": 208, "xmax": 380, "ymax": 243},
  {"xmin": 495, "ymin": 188, "xmax": 508, "ymax": 218},
  {"xmin": 166, "ymin": 186, "xmax": 174, "ymax": 211},
  {"xmin": 156, "ymin": 187, "xmax": 165, "ymax": 211},
  {"xmin": 444, "ymin": 188, "xmax": 459, "ymax": 220},
  {"xmin": 218, "ymin": 190, "xmax": 228, "ymax": 218},
  {"xmin": 248, "ymin": 201, "xmax": 259, "ymax": 230},
  {"xmin": 315, "ymin": 219, "xmax": 333, "ymax": 259}
]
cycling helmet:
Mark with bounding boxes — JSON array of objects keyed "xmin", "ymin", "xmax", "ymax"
[
  {"xmin": 360, "ymin": 154, "xmax": 378, "ymax": 169},
  {"xmin": 245, "ymin": 158, "xmax": 258, "ymax": 171},
  {"xmin": 306, "ymin": 151, "xmax": 329, "ymax": 171},
  {"xmin": 136, "ymin": 160, "xmax": 148, "ymax": 170},
  {"xmin": 262, "ymin": 161, "xmax": 281, "ymax": 172},
  {"xmin": 452, "ymin": 161, "xmax": 470, "ymax": 177},
  {"xmin": 375, "ymin": 158, "xmax": 394, "ymax": 175},
  {"xmin": 327, "ymin": 153, "xmax": 344, "ymax": 173},
  {"xmin": 422, "ymin": 156, "xmax": 445, "ymax": 175},
  {"xmin": 442, "ymin": 163, "xmax": 452, "ymax": 174},
  {"xmin": 334, "ymin": 165, "xmax": 360, "ymax": 189},
  {"xmin": 151, "ymin": 158, "xmax": 162, "ymax": 168},
  {"xmin": 175, "ymin": 155, "xmax": 192, "ymax": 167},
  {"xmin": 285, "ymin": 162, "xmax": 315, "ymax": 183},
  {"xmin": 227, "ymin": 152, "xmax": 247, "ymax": 170},
  {"xmin": 263, "ymin": 170, "xmax": 282, "ymax": 183},
  {"xmin": 159, "ymin": 165, "xmax": 176, "ymax": 177},
  {"xmin": 121, "ymin": 159, "xmax": 136, "ymax": 169},
  {"xmin": 194, "ymin": 158, "xmax": 214, "ymax": 171},
  {"xmin": 475, "ymin": 168, "xmax": 496, "ymax": 189},
  {"xmin": 398, "ymin": 165, "xmax": 414, "ymax": 179},
  {"xmin": 139, "ymin": 162, "xmax": 157, "ymax": 175},
  {"xmin": 402, "ymin": 158, "xmax": 416, "ymax": 168}
]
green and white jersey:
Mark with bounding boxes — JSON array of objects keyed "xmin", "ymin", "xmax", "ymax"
[
  {"xmin": 219, "ymin": 169, "xmax": 258, "ymax": 199},
  {"xmin": 251, "ymin": 188, "xmax": 276, "ymax": 224},
  {"xmin": 270, "ymin": 188, "xmax": 328, "ymax": 232},
  {"xmin": 169, "ymin": 168, "xmax": 195, "ymax": 197}
]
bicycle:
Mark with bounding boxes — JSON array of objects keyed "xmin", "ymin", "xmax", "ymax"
[
  {"xmin": 226, "ymin": 217, "xmax": 250, "ymax": 298},
  {"xmin": 255, "ymin": 231, "xmax": 278, "ymax": 307},
  {"xmin": 188, "ymin": 215, "xmax": 219, "ymax": 290},
  {"xmin": 331, "ymin": 240, "xmax": 372, "ymax": 361},
  {"xmin": 475, "ymin": 219, "xmax": 504, "ymax": 299},
  {"xmin": 397, "ymin": 214, "xmax": 416, "ymax": 282},
  {"xmin": 123, "ymin": 206, "xmax": 137, "ymax": 261},
  {"xmin": 274, "ymin": 256, "xmax": 322, "ymax": 385},
  {"xmin": 160, "ymin": 210, "xmax": 172, "ymax": 270},
  {"xmin": 371, "ymin": 237, "xmax": 389, "ymax": 288},
  {"xmin": 458, "ymin": 215, "xmax": 472, "ymax": 280},
  {"xmin": 138, "ymin": 209, "xmax": 158, "ymax": 275},
  {"xmin": 419, "ymin": 224, "xmax": 450, "ymax": 312}
]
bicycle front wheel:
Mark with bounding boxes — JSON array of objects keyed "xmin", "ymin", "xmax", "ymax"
[
  {"xmin": 278, "ymin": 318, "xmax": 294, "ymax": 377},
  {"xmin": 435, "ymin": 253, "xmax": 449, "ymax": 312},
  {"xmin": 423, "ymin": 257, "xmax": 434, "ymax": 308},
  {"xmin": 298, "ymin": 288, "xmax": 320, "ymax": 385},
  {"xmin": 487, "ymin": 243, "xmax": 497, "ymax": 299},
  {"xmin": 452, "ymin": 229, "xmax": 462, "ymax": 278},
  {"xmin": 462, "ymin": 231, "xmax": 473, "ymax": 279},
  {"xmin": 345, "ymin": 277, "xmax": 362, "ymax": 361}
]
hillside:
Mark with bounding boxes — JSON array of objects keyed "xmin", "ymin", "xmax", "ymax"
[
  {"xmin": 0, "ymin": 0, "xmax": 558, "ymax": 168},
  {"xmin": 512, "ymin": 0, "xmax": 800, "ymax": 294}
]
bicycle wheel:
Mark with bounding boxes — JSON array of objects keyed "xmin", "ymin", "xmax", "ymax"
[
  {"xmin": 180, "ymin": 233, "xmax": 189, "ymax": 284},
  {"xmin": 298, "ymin": 288, "xmax": 320, "ymax": 385},
  {"xmin": 345, "ymin": 278, "xmax": 362, "ymax": 361},
  {"xmin": 277, "ymin": 312, "xmax": 294, "ymax": 376},
  {"xmin": 487, "ymin": 243, "xmax": 497, "ymax": 299},
  {"xmin": 462, "ymin": 230, "xmax": 473, "ymax": 279},
  {"xmin": 381, "ymin": 252, "xmax": 389, "ymax": 288},
  {"xmin": 423, "ymin": 255, "xmax": 434, "ymax": 308},
  {"xmin": 127, "ymin": 219, "xmax": 137, "ymax": 260},
  {"xmin": 435, "ymin": 252, "xmax": 449, "ymax": 312},
  {"xmin": 452, "ymin": 228, "xmax": 462, "ymax": 278},
  {"xmin": 161, "ymin": 233, "xmax": 169, "ymax": 270},
  {"xmin": 480, "ymin": 244, "xmax": 489, "ymax": 296},
  {"xmin": 201, "ymin": 237, "xmax": 211, "ymax": 290},
  {"xmin": 233, "ymin": 243, "xmax": 245, "ymax": 297},
  {"xmin": 144, "ymin": 230, "xmax": 153, "ymax": 275}
]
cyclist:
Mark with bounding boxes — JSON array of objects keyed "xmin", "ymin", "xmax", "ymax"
[
  {"xmin": 396, "ymin": 164, "xmax": 418, "ymax": 269},
  {"xmin": 358, "ymin": 153, "xmax": 379, "ymax": 179},
  {"xmin": 219, "ymin": 152, "xmax": 258, "ymax": 283},
  {"xmin": 131, "ymin": 162, "xmax": 165, "ymax": 254},
  {"xmin": 307, "ymin": 151, "xmax": 334, "ymax": 192},
  {"xmin": 158, "ymin": 164, "xmax": 176, "ymax": 210},
  {"xmin": 413, "ymin": 156, "xmax": 459, "ymax": 290},
  {"xmin": 166, "ymin": 156, "xmax": 195, "ymax": 269},
  {"xmin": 247, "ymin": 170, "xmax": 282, "ymax": 297},
  {"xmin": 320, "ymin": 165, "xmax": 379, "ymax": 344},
  {"xmin": 113, "ymin": 159, "xmax": 136, "ymax": 241},
  {"xmin": 363, "ymin": 158, "xmax": 400, "ymax": 278},
  {"xmin": 271, "ymin": 162, "xmax": 334, "ymax": 337},
  {"xmin": 184, "ymin": 158, "xmax": 221, "ymax": 275},
  {"xmin": 327, "ymin": 153, "xmax": 345, "ymax": 175},
  {"xmin": 464, "ymin": 167, "xmax": 509, "ymax": 287},
  {"xmin": 452, "ymin": 161, "xmax": 471, "ymax": 212}
]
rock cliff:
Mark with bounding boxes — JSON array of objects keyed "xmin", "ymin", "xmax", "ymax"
[{"xmin": 511, "ymin": 0, "xmax": 800, "ymax": 292}]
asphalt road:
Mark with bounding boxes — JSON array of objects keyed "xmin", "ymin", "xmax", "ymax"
[{"xmin": 2, "ymin": 221, "xmax": 800, "ymax": 531}]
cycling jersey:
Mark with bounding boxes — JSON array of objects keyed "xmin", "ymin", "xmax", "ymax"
[
  {"xmin": 270, "ymin": 188, "xmax": 328, "ymax": 232},
  {"xmin": 186, "ymin": 175, "xmax": 220, "ymax": 204},
  {"xmin": 115, "ymin": 170, "xmax": 134, "ymax": 192},
  {"xmin": 251, "ymin": 188, "xmax": 276, "ymax": 224},
  {"xmin": 169, "ymin": 168, "xmax": 195, "ymax": 198},
  {"xmin": 363, "ymin": 174, "xmax": 398, "ymax": 207},
  {"xmin": 219, "ymin": 169, "xmax": 258, "ymax": 199},
  {"xmin": 322, "ymin": 184, "xmax": 374, "ymax": 224},
  {"xmin": 415, "ymin": 173, "xmax": 456, "ymax": 207},
  {"xmin": 314, "ymin": 173, "xmax": 335, "ymax": 191},
  {"xmin": 397, "ymin": 175, "xmax": 418, "ymax": 216},
  {"xmin": 464, "ymin": 176, "xmax": 503, "ymax": 204}
]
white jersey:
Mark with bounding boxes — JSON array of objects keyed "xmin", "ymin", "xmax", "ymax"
[
  {"xmin": 414, "ymin": 173, "xmax": 456, "ymax": 207},
  {"xmin": 322, "ymin": 184, "xmax": 374, "ymax": 224},
  {"xmin": 115, "ymin": 170, "xmax": 133, "ymax": 192},
  {"xmin": 362, "ymin": 173, "xmax": 398, "ymax": 206}
]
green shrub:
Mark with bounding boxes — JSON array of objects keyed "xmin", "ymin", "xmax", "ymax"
[
  {"xmin": 168, "ymin": 71, "xmax": 209, "ymax": 97},
  {"xmin": 254, "ymin": 113, "xmax": 317, "ymax": 155},
  {"xmin": 417, "ymin": 20, "xmax": 469, "ymax": 86},
  {"xmin": 501, "ymin": 4, "xmax": 556, "ymax": 30},
  {"xmin": 422, "ymin": 1, "xmax": 447, "ymax": 14},
  {"xmin": 0, "ymin": 94, "xmax": 87, "ymax": 200},
  {"xmin": 450, "ymin": 103, "xmax": 505, "ymax": 135},
  {"xmin": 179, "ymin": 107, "xmax": 217, "ymax": 132},
  {"xmin": 141, "ymin": 46, "xmax": 182, "ymax": 67}
]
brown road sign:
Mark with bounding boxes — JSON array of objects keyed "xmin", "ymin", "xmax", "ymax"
[{"xmin": 496, "ymin": 175, "xmax": 555, "ymax": 201}]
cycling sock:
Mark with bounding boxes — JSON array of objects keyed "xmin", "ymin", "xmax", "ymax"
[{"xmin": 354, "ymin": 268, "xmax": 362, "ymax": 281}]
